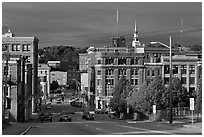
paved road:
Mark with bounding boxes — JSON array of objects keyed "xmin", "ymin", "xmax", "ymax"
[{"xmin": 25, "ymin": 112, "xmax": 201, "ymax": 135}]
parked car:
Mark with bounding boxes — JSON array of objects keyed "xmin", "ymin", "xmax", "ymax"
[
  {"xmin": 59, "ymin": 112, "xmax": 72, "ymax": 122},
  {"xmin": 39, "ymin": 112, "xmax": 52, "ymax": 122},
  {"xmin": 70, "ymin": 101, "xmax": 83, "ymax": 107},
  {"xmin": 95, "ymin": 109, "xmax": 108, "ymax": 114},
  {"xmin": 82, "ymin": 111, "xmax": 94, "ymax": 120},
  {"xmin": 56, "ymin": 98, "xmax": 62, "ymax": 104},
  {"xmin": 46, "ymin": 103, "xmax": 52, "ymax": 109}
]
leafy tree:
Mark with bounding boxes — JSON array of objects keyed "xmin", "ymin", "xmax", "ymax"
[
  {"xmin": 126, "ymin": 82, "xmax": 149, "ymax": 113},
  {"xmin": 50, "ymin": 80, "xmax": 59, "ymax": 92},
  {"xmin": 195, "ymin": 78, "xmax": 202, "ymax": 115},
  {"xmin": 190, "ymin": 44, "xmax": 202, "ymax": 53},
  {"xmin": 109, "ymin": 75, "xmax": 130, "ymax": 115},
  {"xmin": 162, "ymin": 77, "xmax": 192, "ymax": 109},
  {"xmin": 145, "ymin": 76, "xmax": 166, "ymax": 113}
]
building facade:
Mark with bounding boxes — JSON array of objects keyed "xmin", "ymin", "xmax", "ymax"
[
  {"xmin": 50, "ymin": 71, "xmax": 67, "ymax": 86},
  {"xmin": 79, "ymin": 21, "xmax": 202, "ymax": 111},
  {"xmin": 38, "ymin": 64, "xmax": 50, "ymax": 99},
  {"xmin": 2, "ymin": 30, "xmax": 39, "ymax": 121}
]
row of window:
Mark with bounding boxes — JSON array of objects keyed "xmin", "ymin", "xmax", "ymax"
[
  {"xmin": 97, "ymin": 69, "xmax": 140, "ymax": 76},
  {"xmin": 97, "ymin": 58, "xmax": 142, "ymax": 65},
  {"xmin": 10, "ymin": 44, "xmax": 31, "ymax": 51},
  {"xmin": 164, "ymin": 65, "xmax": 195, "ymax": 74},
  {"xmin": 97, "ymin": 78, "xmax": 139, "ymax": 86},
  {"xmin": 164, "ymin": 77, "xmax": 195, "ymax": 85}
]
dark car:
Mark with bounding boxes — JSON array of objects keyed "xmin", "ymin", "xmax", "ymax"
[
  {"xmin": 82, "ymin": 111, "xmax": 94, "ymax": 120},
  {"xmin": 95, "ymin": 109, "xmax": 108, "ymax": 114},
  {"xmin": 70, "ymin": 101, "xmax": 83, "ymax": 107},
  {"xmin": 59, "ymin": 112, "xmax": 72, "ymax": 122},
  {"xmin": 39, "ymin": 112, "xmax": 52, "ymax": 122},
  {"xmin": 46, "ymin": 103, "xmax": 52, "ymax": 109}
]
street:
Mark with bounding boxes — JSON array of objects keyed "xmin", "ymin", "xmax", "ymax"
[{"xmin": 24, "ymin": 103, "xmax": 201, "ymax": 135}]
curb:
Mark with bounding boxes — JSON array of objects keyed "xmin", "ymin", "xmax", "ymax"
[
  {"xmin": 183, "ymin": 124, "xmax": 202, "ymax": 129},
  {"xmin": 20, "ymin": 125, "xmax": 32, "ymax": 135}
]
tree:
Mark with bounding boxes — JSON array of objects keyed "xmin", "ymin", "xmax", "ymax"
[
  {"xmin": 145, "ymin": 77, "xmax": 166, "ymax": 113},
  {"xmin": 109, "ymin": 75, "xmax": 130, "ymax": 116},
  {"xmin": 162, "ymin": 77, "xmax": 192, "ymax": 109},
  {"xmin": 126, "ymin": 82, "xmax": 149, "ymax": 113},
  {"xmin": 50, "ymin": 80, "xmax": 59, "ymax": 93},
  {"xmin": 195, "ymin": 78, "xmax": 202, "ymax": 115},
  {"xmin": 190, "ymin": 44, "xmax": 202, "ymax": 53}
]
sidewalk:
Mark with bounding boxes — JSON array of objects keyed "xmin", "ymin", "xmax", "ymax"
[{"xmin": 2, "ymin": 122, "xmax": 32, "ymax": 135}]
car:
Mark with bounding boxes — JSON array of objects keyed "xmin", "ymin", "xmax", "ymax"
[
  {"xmin": 59, "ymin": 112, "xmax": 72, "ymax": 122},
  {"xmin": 69, "ymin": 98, "xmax": 79, "ymax": 103},
  {"xmin": 70, "ymin": 101, "xmax": 83, "ymax": 107},
  {"xmin": 82, "ymin": 111, "xmax": 94, "ymax": 120},
  {"xmin": 46, "ymin": 103, "xmax": 52, "ymax": 109},
  {"xmin": 56, "ymin": 98, "xmax": 62, "ymax": 104},
  {"xmin": 95, "ymin": 109, "xmax": 108, "ymax": 114},
  {"xmin": 39, "ymin": 112, "xmax": 52, "ymax": 122}
]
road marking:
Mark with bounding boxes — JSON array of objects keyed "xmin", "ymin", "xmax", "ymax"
[
  {"xmin": 112, "ymin": 131, "xmax": 159, "ymax": 135},
  {"xmin": 115, "ymin": 124, "xmax": 174, "ymax": 135},
  {"xmin": 96, "ymin": 128, "xmax": 101, "ymax": 130}
]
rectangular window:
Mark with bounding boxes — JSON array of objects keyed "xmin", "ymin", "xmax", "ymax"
[
  {"xmin": 131, "ymin": 57, "xmax": 138, "ymax": 65},
  {"xmin": 147, "ymin": 70, "xmax": 150, "ymax": 76},
  {"xmin": 105, "ymin": 58, "xmax": 114, "ymax": 65},
  {"xmin": 131, "ymin": 79, "xmax": 138, "ymax": 85},
  {"xmin": 17, "ymin": 45, "xmax": 21, "ymax": 51},
  {"xmin": 118, "ymin": 58, "xmax": 127, "ymax": 65},
  {"xmin": 181, "ymin": 65, "xmax": 187, "ymax": 74},
  {"xmin": 97, "ymin": 79, "xmax": 102, "ymax": 86},
  {"xmin": 12, "ymin": 44, "xmax": 16, "ymax": 51},
  {"xmin": 97, "ymin": 59, "xmax": 101, "ymax": 64},
  {"xmin": 181, "ymin": 77, "xmax": 186, "ymax": 84},
  {"xmin": 189, "ymin": 77, "xmax": 195, "ymax": 84},
  {"xmin": 164, "ymin": 65, "xmax": 170, "ymax": 74},
  {"xmin": 118, "ymin": 69, "xmax": 126, "ymax": 76},
  {"xmin": 26, "ymin": 56, "xmax": 31, "ymax": 63},
  {"xmin": 164, "ymin": 77, "xmax": 169, "ymax": 84},
  {"xmin": 189, "ymin": 65, "xmax": 195, "ymax": 74},
  {"xmin": 27, "ymin": 45, "xmax": 31, "ymax": 51},
  {"xmin": 97, "ymin": 70, "xmax": 101, "ymax": 75},
  {"xmin": 173, "ymin": 65, "xmax": 178, "ymax": 74},
  {"xmin": 152, "ymin": 70, "xmax": 155, "ymax": 76},
  {"xmin": 106, "ymin": 79, "xmax": 114, "ymax": 85},
  {"xmin": 131, "ymin": 69, "xmax": 138, "ymax": 76},
  {"xmin": 106, "ymin": 69, "xmax": 114, "ymax": 75}
]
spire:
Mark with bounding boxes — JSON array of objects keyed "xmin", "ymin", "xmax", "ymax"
[{"xmin": 132, "ymin": 20, "xmax": 140, "ymax": 47}]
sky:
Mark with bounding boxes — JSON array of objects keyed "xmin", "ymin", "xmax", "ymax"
[{"xmin": 2, "ymin": 2, "xmax": 202, "ymax": 49}]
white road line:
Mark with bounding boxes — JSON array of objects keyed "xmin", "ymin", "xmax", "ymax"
[
  {"xmin": 96, "ymin": 128, "xmax": 101, "ymax": 130},
  {"xmin": 115, "ymin": 124, "xmax": 174, "ymax": 135}
]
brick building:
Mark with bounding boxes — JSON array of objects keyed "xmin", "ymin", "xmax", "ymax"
[{"xmin": 2, "ymin": 30, "xmax": 39, "ymax": 121}]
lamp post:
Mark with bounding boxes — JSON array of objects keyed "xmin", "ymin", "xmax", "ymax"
[{"xmin": 151, "ymin": 36, "xmax": 173, "ymax": 123}]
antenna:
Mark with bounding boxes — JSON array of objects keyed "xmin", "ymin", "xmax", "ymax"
[
  {"xmin": 116, "ymin": 8, "xmax": 118, "ymax": 36},
  {"xmin": 180, "ymin": 18, "xmax": 183, "ymax": 47}
]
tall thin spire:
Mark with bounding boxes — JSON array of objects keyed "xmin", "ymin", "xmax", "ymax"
[{"xmin": 132, "ymin": 20, "xmax": 140, "ymax": 47}]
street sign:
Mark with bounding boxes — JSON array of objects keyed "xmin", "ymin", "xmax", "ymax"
[
  {"xmin": 153, "ymin": 105, "xmax": 156, "ymax": 114},
  {"xmin": 190, "ymin": 98, "xmax": 194, "ymax": 110}
]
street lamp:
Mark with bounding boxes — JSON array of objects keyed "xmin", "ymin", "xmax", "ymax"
[{"xmin": 150, "ymin": 36, "xmax": 173, "ymax": 123}]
